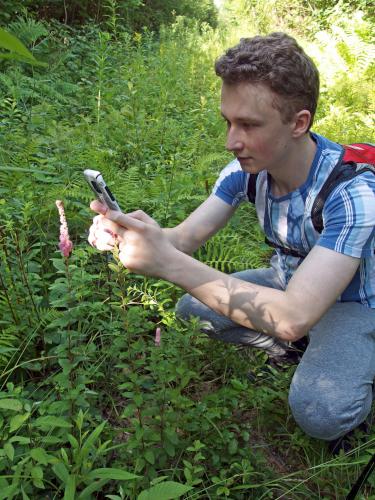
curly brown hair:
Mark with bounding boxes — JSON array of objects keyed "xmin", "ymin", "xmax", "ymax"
[{"xmin": 215, "ymin": 32, "xmax": 320, "ymax": 130}]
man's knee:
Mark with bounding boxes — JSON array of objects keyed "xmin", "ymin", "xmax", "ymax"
[
  {"xmin": 175, "ymin": 293, "xmax": 194, "ymax": 320},
  {"xmin": 175, "ymin": 294, "xmax": 216, "ymax": 336},
  {"xmin": 288, "ymin": 377, "xmax": 373, "ymax": 440},
  {"xmin": 175, "ymin": 293, "xmax": 212, "ymax": 323}
]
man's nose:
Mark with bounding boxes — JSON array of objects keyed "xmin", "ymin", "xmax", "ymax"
[{"xmin": 226, "ymin": 126, "xmax": 244, "ymax": 153}]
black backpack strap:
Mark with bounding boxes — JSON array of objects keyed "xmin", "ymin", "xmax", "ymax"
[
  {"xmin": 311, "ymin": 162, "xmax": 375, "ymax": 233},
  {"xmin": 247, "ymin": 173, "xmax": 258, "ymax": 204}
]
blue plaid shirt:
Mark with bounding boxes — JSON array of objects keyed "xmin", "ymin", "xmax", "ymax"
[{"xmin": 213, "ymin": 133, "xmax": 375, "ymax": 307}]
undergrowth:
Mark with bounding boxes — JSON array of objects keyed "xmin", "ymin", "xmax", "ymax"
[{"xmin": 0, "ymin": 1, "xmax": 374, "ymax": 498}]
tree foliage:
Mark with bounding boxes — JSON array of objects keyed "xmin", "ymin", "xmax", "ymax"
[
  {"xmin": 0, "ymin": 0, "xmax": 218, "ymax": 31},
  {"xmin": 0, "ymin": 0, "xmax": 373, "ymax": 498}
]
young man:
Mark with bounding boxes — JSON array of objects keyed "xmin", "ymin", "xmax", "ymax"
[{"xmin": 88, "ymin": 32, "xmax": 375, "ymax": 443}]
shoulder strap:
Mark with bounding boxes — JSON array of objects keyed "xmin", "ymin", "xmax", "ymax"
[
  {"xmin": 311, "ymin": 144, "xmax": 375, "ymax": 233},
  {"xmin": 247, "ymin": 173, "xmax": 258, "ymax": 204}
]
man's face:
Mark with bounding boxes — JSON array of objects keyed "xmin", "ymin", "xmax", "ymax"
[{"xmin": 221, "ymin": 82, "xmax": 295, "ymax": 175}]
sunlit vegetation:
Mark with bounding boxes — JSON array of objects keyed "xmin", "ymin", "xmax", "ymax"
[{"xmin": 0, "ymin": 0, "xmax": 374, "ymax": 497}]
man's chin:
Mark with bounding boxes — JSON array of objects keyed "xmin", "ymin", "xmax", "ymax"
[
  {"xmin": 237, "ymin": 157, "xmax": 254, "ymax": 167},
  {"xmin": 238, "ymin": 160, "xmax": 262, "ymax": 173}
]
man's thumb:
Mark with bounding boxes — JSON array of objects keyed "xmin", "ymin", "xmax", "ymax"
[{"xmin": 90, "ymin": 200, "xmax": 108, "ymax": 215}]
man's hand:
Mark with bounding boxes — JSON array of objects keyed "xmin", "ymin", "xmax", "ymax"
[{"xmin": 89, "ymin": 200, "xmax": 179, "ymax": 278}]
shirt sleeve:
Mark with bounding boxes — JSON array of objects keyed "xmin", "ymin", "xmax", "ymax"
[
  {"xmin": 316, "ymin": 172, "xmax": 375, "ymax": 258},
  {"xmin": 212, "ymin": 160, "xmax": 250, "ymax": 207}
]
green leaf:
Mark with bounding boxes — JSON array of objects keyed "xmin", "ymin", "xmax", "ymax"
[
  {"xmin": 231, "ymin": 379, "xmax": 246, "ymax": 391},
  {"xmin": 67, "ymin": 433, "xmax": 79, "ymax": 450},
  {"xmin": 0, "ymin": 399, "xmax": 22, "ymax": 412},
  {"xmin": 52, "ymin": 462, "xmax": 70, "ymax": 483},
  {"xmin": 137, "ymin": 481, "xmax": 193, "ymax": 500},
  {"xmin": 30, "ymin": 447, "xmax": 50, "ymax": 465},
  {"xmin": 8, "ymin": 436, "xmax": 31, "ymax": 445},
  {"xmin": 108, "ymin": 262, "xmax": 120, "ymax": 273},
  {"xmin": 31, "ymin": 466, "xmax": 44, "ymax": 488},
  {"xmin": 75, "ymin": 410, "xmax": 84, "ymax": 432},
  {"xmin": 31, "ymin": 466, "xmax": 43, "ymax": 480},
  {"xmin": 0, "ymin": 484, "xmax": 18, "ymax": 500},
  {"xmin": 0, "ymin": 27, "xmax": 46, "ymax": 66},
  {"xmin": 21, "ymin": 486, "xmax": 31, "ymax": 500},
  {"xmin": 61, "ymin": 447, "xmax": 69, "ymax": 464},
  {"xmin": 164, "ymin": 428, "xmax": 179, "ymax": 445},
  {"xmin": 228, "ymin": 438, "xmax": 238, "ymax": 455},
  {"xmin": 9, "ymin": 412, "xmax": 30, "ymax": 432},
  {"xmin": 0, "ymin": 27, "xmax": 36, "ymax": 58},
  {"xmin": 4, "ymin": 442, "xmax": 14, "ymax": 461},
  {"xmin": 41, "ymin": 436, "xmax": 65, "ymax": 445},
  {"xmin": 86, "ymin": 468, "xmax": 139, "ymax": 481},
  {"xmin": 144, "ymin": 449, "xmax": 155, "ymax": 465},
  {"xmin": 78, "ymin": 479, "xmax": 109, "ymax": 499},
  {"xmin": 63, "ymin": 475, "xmax": 76, "ymax": 500},
  {"xmin": 164, "ymin": 440, "xmax": 175, "ymax": 458},
  {"xmin": 34, "ymin": 416, "xmax": 72, "ymax": 429},
  {"xmin": 51, "ymin": 258, "xmax": 68, "ymax": 273},
  {"xmin": 0, "ymin": 52, "xmax": 39, "ymax": 64},
  {"xmin": 79, "ymin": 421, "xmax": 106, "ymax": 460}
]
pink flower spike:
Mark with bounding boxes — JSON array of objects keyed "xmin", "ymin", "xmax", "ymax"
[
  {"xmin": 155, "ymin": 327, "xmax": 161, "ymax": 347},
  {"xmin": 56, "ymin": 200, "xmax": 73, "ymax": 258}
]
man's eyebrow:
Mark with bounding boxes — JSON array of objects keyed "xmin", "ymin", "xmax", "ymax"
[{"xmin": 220, "ymin": 112, "xmax": 262, "ymax": 124}]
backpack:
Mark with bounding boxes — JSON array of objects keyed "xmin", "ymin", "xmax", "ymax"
[{"xmin": 247, "ymin": 143, "xmax": 375, "ymax": 258}]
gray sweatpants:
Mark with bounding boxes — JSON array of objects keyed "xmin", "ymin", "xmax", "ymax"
[{"xmin": 176, "ymin": 267, "xmax": 375, "ymax": 441}]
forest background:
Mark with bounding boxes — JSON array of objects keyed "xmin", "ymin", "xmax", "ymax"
[{"xmin": 0, "ymin": 0, "xmax": 374, "ymax": 498}]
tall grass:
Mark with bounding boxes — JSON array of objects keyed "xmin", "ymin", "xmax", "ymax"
[{"xmin": 0, "ymin": 1, "xmax": 373, "ymax": 497}]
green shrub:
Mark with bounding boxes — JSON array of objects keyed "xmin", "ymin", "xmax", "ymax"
[{"xmin": 0, "ymin": 4, "xmax": 373, "ymax": 498}]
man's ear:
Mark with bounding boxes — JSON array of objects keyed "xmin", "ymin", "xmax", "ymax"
[{"xmin": 291, "ymin": 110, "xmax": 312, "ymax": 137}]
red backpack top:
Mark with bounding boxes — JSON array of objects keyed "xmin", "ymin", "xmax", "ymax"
[{"xmin": 341, "ymin": 143, "xmax": 375, "ymax": 165}]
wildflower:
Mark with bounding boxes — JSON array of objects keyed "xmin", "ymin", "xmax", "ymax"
[
  {"xmin": 56, "ymin": 200, "xmax": 73, "ymax": 258},
  {"xmin": 155, "ymin": 327, "xmax": 161, "ymax": 347}
]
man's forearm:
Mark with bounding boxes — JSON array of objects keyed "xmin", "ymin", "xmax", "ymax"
[{"xmin": 164, "ymin": 250, "xmax": 309, "ymax": 341}]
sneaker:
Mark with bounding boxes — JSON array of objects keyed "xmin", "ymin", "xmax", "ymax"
[
  {"xmin": 328, "ymin": 415, "xmax": 373, "ymax": 456},
  {"xmin": 269, "ymin": 336, "xmax": 309, "ymax": 366},
  {"xmin": 329, "ymin": 384, "xmax": 374, "ymax": 456},
  {"xmin": 247, "ymin": 337, "xmax": 309, "ymax": 381}
]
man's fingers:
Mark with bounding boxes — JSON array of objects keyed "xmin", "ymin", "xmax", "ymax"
[
  {"xmin": 106, "ymin": 210, "xmax": 146, "ymax": 231},
  {"xmin": 126, "ymin": 210, "xmax": 159, "ymax": 226},
  {"xmin": 88, "ymin": 223, "xmax": 116, "ymax": 251},
  {"xmin": 90, "ymin": 201, "xmax": 156, "ymax": 231},
  {"xmin": 90, "ymin": 199, "xmax": 108, "ymax": 215}
]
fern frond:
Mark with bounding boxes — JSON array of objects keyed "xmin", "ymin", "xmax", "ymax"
[
  {"xmin": 0, "ymin": 74, "xmax": 17, "ymax": 96},
  {"xmin": 37, "ymin": 307, "xmax": 62, "ymax": 329},
  {"xmin": 8, "ymin": 17, "xmax": 48, "ymax": 46},
  {"xmin": 0, "ymin": 326, "xmax": 20, "ymax": 369}
]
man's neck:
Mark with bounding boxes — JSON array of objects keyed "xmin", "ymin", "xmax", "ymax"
[{"xmin": 270, "ymin": 134, "xmax": 317, "ymax": 197}]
